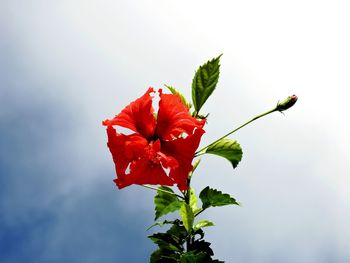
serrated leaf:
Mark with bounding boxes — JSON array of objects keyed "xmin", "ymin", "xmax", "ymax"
[
  {"xmin": 205, "ymin": 138, "xmax": 243, "ymax": 168},
  {"xmin": 192, "ymin": 54, "xmax": 222, "ymax": 113},
  {"xmin": 193, "ymin": 220, "xmax": 214, "ymax": 231},
  {"xmin": 180, "ymin": 203, "xmax": 194, "ymax": 233},
  {"xmin": 199, "ymin": 186, "xmax": 239, "ymax": 209},
  {"xmin": 165, "ymin": 84, "xmax": 192, "ymax": 109},
  {"xmin": 154, "ymin": 186, "xmax": 183, "ymax": 220}
]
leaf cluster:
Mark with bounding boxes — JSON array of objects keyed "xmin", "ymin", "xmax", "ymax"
[
  {"xmin": 149, "ymin": 219, "xmax": 223, "ymax": 263},
  {"xmin": 149, "ymin": 186, "xmax": 239, "ymax": 262}
]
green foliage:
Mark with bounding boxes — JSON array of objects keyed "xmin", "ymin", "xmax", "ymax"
[
  {"xmin": 199, "ymin": 186, "xmax": 239, "ymax": 210},
  {"xmin": 189, "ymin": 239, "xmax": 214, "ymax": 257},
  {"xmin": 149, "ymin": 216, "xmax": 224, "ymax": 263},
  {"xmin": 179, "ymin": 252, "xmax": 207, "ymax": 262},
  {"xmin": 193, "ymin": 220, "xmax": 214, "ymax": 231},
  {"xmin": 165, "ymin": 84, "xmax": 192, "ymax": 109},
  {"xmin": 189, "ymin": 188, "xmax": 202, "ymax": 215},
  {"xmin": 154, "ymin": 186, "xmax": 183, "ymax": 220},
  {"xmin": 148, "ymin": 232, "xmax": 183, "ymax": 252},
  {"xmin": 150, "ymin": 248, "xmax": 178, "ymax": 263},
  {"xmin": 150, "ymin": 186, "xmax": 231, "ymax": 262},
  {"xmin": 180, "ymin": 203, "xmax": 194, "ymax": 233},
  {"xmin": 205, "ymin": 139, "xmax": 243, "ymax": 168},
  {"xmin": 149, "ymin": 159, "xmax": 232, "ymax": 261},
  {"xmin": 192, "ymin": 55, "xmax": 222, "ymax": 114},
  {"xmin": 167, "ymin": 221, "xmax": 188, "ymax": 241},
  {"xmin": 149, "ymin": 221, "xmax": 186, "ymax": 263}
]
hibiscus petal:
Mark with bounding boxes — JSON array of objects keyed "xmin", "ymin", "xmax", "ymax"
[
  {"xmin": 156, "ymin": 89, "xmax": 205, "ymax": 141},
  {"xmin": 108, "ymin": 134, "xmax": 176, "ymax": 189},
  {"xmin": 106, "ymin": 126, "xmax": 148, "ymax": 185},
  {"xmin": 158, "ymin": 152, "xmax": 179, "ymax": 170},
  {"xmin": 152, "ymin": 140, "xmax": 179, "ymax": 169},
  {"xmin": 115, "ymin": 156, "xmax": 175, "ymax": 189},
  {"xmin": 103, "ymin": 87, "xmax": 156, "ymax": 139},
  {"xmin": 161, "ymin": 128, "xmax": 205, "ymax": 191}
]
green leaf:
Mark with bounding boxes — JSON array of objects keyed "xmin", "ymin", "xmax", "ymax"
[
  {"xmin": 150, "ymin": 249, "xmax": 178, "ymax": 263},
  {"xmin": 193, "ymin": 220, "xmax": 214, "ymax": 231},
  {"xmin": 167, "ymin": 221, "xmax": 188, "ymax": 242},
  {"xmin": 165, "ymin": 84, "xmax": 192, "ymax": 109},
  {"xmin": 189, "ymin": 188, "xmax": 198, "ymax": 212},
  {"xmin": 188, "ymin": 239, "xmax": 214, "ymax": 257},
  {"xmin": 179, "ymin": 252, "xmax": 207, "ymax": 263},
  {"xmin": 192, "ymin": 54, "xmax": 222, "ymax": 113},
  {"xmin": 148, "ymin": 232, "xmax": 183, "ymax": 252},
  {"xmin": 180, "ymin": 203, "xmax": 194, "ymax": 233},
  {"xmin": 154, "ymin": 186, "xmax": 183, "ymax": 220},
  {"xmin": 205, "ymin": 138, "xmax": 243, "ymax": 168},
  {"xmin": 199, "ymin": 186, "xmax": 239, "ymax": 209}
]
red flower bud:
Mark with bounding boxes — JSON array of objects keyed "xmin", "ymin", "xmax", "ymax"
[{"xmin": 276, "ymin": 95, "xmax": 298, "ymax": 112}]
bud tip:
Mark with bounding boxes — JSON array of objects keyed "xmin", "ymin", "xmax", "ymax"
[{"xmin": 276, "ymin": 95, "xmax": 298, "ymax": 112}]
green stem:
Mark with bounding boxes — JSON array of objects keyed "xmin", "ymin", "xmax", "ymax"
[
  {"xmin": 195, "ymin": 107, "xmax": 277, "ymax": 156},
  {"xmin": 194, "ymin": 208, "xmax": 205, "ymax": 218},
  {"xmin": 141, "ymin": 185, "xmax": 185, "ymax": 200},
  {"xmin": 184, "ymin": 189, "xmax": 191, "ymax": 252}
]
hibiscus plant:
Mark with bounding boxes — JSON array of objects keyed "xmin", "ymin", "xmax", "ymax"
[{"xmin": 103, "ymin": 55, "xmax": 297, "ymax": 262}]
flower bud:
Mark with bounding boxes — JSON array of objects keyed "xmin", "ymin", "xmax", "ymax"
[{"xmin": 276, "ymin": 95, "xmax": 298, "ymax": 111}]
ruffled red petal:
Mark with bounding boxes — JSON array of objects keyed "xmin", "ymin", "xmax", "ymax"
[
  {"xmin": 116, "ymin": 157, "xmax": 174, "ymax": 188},
  {"xmin": 106, "ymin": 126, "xmax": 148, "ymax": 187},
  {"xmin": 114, "ymin": 140, "xmax": 175, "ymax": 189},
  {"xmin": 155, "ymin": 90, "xmax": 205, "ymax": 141},
  {"xmin": 103, "ymin": 87, "xmax": 156, "ymax": 139},
  {"xmin": 161, "ymin": 128, "xmax": 205, "ymax": 191}
]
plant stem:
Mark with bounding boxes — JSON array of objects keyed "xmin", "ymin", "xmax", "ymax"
[
  {"xmin": 195, "ymin": 107, "xmax": 277, "ymax": 156},
  {"xmin": 141, "ymin": 185, "xmax": 185, "ymax": 200},
  {"xmin": 184, "ymin": 189, "xmax": 191, "ymax": 252},
  {"xmin": 194, "ymin": 208, "xmax": 205, "ymax": 218}
]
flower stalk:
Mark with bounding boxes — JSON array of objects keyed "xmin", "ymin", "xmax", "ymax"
[
  {"xmin": 195, "ymin": 95, "xmax": 298, "ymax": 156},
  {"xmin": 184, "ymin": 189, "xmax": 192, "ymax": 252},
  {"xmin": 142, "ymin": 185, "xmax": 185, "ymax": 200}
]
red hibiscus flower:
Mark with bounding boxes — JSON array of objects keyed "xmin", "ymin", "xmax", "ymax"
[{"xmin": 103, "ymin": 88, "xmax": 205, "ymax": 191}]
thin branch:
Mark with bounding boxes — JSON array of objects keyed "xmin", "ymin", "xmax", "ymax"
[{"xmin": 141, "ymin": 185, "xmax": 185, "ymax": 200}]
